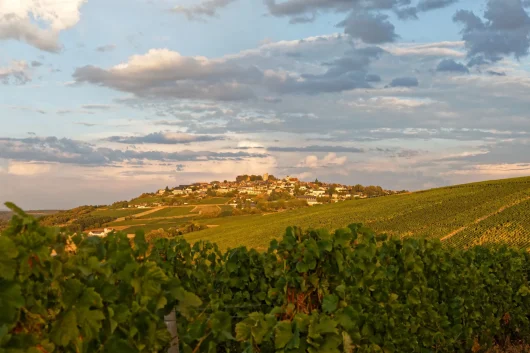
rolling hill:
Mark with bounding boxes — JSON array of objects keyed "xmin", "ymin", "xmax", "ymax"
[{"xmin": 185, "ymin": 176, "xmax": 530, "ymax": 251}]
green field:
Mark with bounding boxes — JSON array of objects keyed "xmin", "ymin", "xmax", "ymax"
[
  {"xmin": 185, "ymin": 176, "xmax": 530, "ymax": 250},
  {"xmin": 109, "ymin": 216, "xmax": 195, "ymax": 227},
  {"xmin": 137, "ymin": 206, "xmax": 196, "ymax": 219},
  {"xmin": 446, "ymin": 197, "xmax": 530, "ymax": 249},
  {"xmin": 90, "ymin": 208, "xmax": 146, "ymax": 218},
  {"xmin": 192, "ymin": 197, "xmax": 230, "ymax": 205},
  {"xmin": 121, "ymin": 219, "xmax": 194, "ymax": 234},
  {"xmin": 128, "ymin": 196, "xmax": 167, "ymax": 205}
]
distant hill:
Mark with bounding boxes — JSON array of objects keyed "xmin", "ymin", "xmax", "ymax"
[
  {"xmin": 0, "ymin": 210, "xmax": 60, "ymax": 221},
  {"xmin": 185, "ymin": 176, "xmax": 530, "ymax": 251}
]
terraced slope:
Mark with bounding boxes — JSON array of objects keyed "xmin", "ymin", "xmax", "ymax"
[{"xmin": 185, "ymin": 176, "xmax": 530, "ymax": 250}]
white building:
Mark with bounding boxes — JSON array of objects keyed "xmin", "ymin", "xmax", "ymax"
[
  {"xmin": 88, "ymin": 228, "xmax": 114, "ymax": 237},
  {"xmin": 311, "ymin": 190, "xmax": 326, "ymax": 197},
  {"xmin": 172, "ymin": 189, "xmax": 184, "ymax": 195},
  {"xmin": 297, "ymin": 196, "xmax": 320, "ymax": 206}
]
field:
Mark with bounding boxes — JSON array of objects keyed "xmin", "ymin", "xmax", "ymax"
[
  {"xmin": 137, "ymin": 206, "xmax": 196, "ymax": 219},
  {"xmin": 446, "ymin": 197, "xmax": 530, "ymax": 249},
  {"xmin": 192, "ymin": 197, "xmax": 230, "ymax": 205},
  {"xmin": 185, "ymin": 176, "xmax": 530, "ymax": 250},
  {"xmin": 90, "ymin": 208, "xmax": 147, "ymax": 218},
  {"xmin": 119, "ymin": 218, "xmax": 194, "ymax": 233}
]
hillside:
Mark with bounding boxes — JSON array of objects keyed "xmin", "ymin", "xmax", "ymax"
[
  {"xmin": 185, "ymin": 176, "xmax": 530, "ymax": 250},
  {"xmin": 0, "ymin": 210, "xmax": 60, "ymax": 221}
]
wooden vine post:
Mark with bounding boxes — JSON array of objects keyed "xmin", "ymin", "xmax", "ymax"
[{"xmin": 165, "ymin": 308, "xmax": 179, "ymax": 353}]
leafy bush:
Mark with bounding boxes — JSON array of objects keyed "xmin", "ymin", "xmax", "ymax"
[{"xmin": 0, "ymin": 203, "xmax": 201, "ymax": 353}]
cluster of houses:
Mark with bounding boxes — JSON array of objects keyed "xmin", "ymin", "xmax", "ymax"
[{"xmin": 148, "ymin": 174, "xmax": 400, "ymax": 207}]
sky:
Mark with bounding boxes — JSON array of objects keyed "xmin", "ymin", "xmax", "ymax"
[{"xmin": 2, "ymin": 0, "xmax": 530, "ymax": 210}]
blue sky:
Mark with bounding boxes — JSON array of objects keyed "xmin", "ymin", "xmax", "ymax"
[{"xmin": 2, "ymin": 0, "xmax": 530, "ymax": 209}]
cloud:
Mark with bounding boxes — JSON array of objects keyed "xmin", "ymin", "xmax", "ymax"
[
  {"xmin": 0, "ymin": 61, "xmax": 30, "ymax": 84},
  {"xmin": 438, "ymin": 140, "xmax": 530, "ymax": 164},
  {"xmin": 263, "ymin": 0, "xmax": 458, "ymax": 42},
  {"xmin": 74, "ymin": 42, "xmax": 387, "ymax": 99},
  {"xmin": 73, "ymin": 49, "xmax": 261, "ymax": 101},
  {"xmin": 0, "ymin": 0, "xmax": 87, "ymax": 52},
  {"xmin": 396, "ymin": 0, "xmax": 459, "ymax": 19},
  {"xmin": 263, "ymin": 45, "xmax": 385, "ymax": 94},
  {"xmin": 297, "ymin": 153, "xmax": 347, "ymax": 168},
  {"xmin": 172, "ymin": 0, "xmax": 237, "ymax": 21},
  {"xmin": 487, "ymin": 70, "xmax": 506, "ymax": 76},
  {"xmin": 81, "ymin": 104, "xmax": 113, "ymax": 110},
  {"xmin": 417, "ymin": 0, "xmax": 459, "ymax": 11},
  {"xmin": 453, "ymin": 0, "xmax": 530, "ymax": 65},
  {"xmin": 263, "ymin": 0, "xmax": 429, "ymax": 22},
  {"xmin": 31, "ymin": 60, "xmax": 43, "ymax": 67},
  {"xmin": 74, "ymin": 122, "xmax": 98, "ymax": 127},
  {"xmin": 388, "ymin": 76, "xmax": 419, "ymax": 87},
  {"xmin": 96, "ymin": 44, "xmax": 116, "ymax": 52},
  {"xmin": 383, "ymin": 41, "xmax": 465, "ymax": 57},
  {"xmin": 338, "ymin": 12, "xmax": 398, "ymax": 44},
  {"xmin": 105, "ymin": 132, "xmax": 225, "ymax": 145},
  {"xmin": 0, "ymin": 136, "xmax": 268, "ymax": 166},
  {"xmin": 436, "ymin": 59, "xmax": 469, "ymax": 73},
  {"xmin": 7, "ymin": 162, "xmax": 51, "ymax": 176},
  {"xmin": 268, "ymin": 145, "xmax": 364, "ymax": 153},
  {"xmin": 264, "ymin": 96, "xmax": 282, "ymax": 103}
]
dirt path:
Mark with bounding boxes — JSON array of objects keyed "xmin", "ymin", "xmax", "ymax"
[
  {"xmin": 133, "ymin": 214, "xmax": 195, "ymax": 221},
  {"xmin": 441, "ymin": 195, "xmax": 530, "ymax": 242},
  {"xmin": 115, "ymin": 207, "xmax": 166, "ymax": 222}
]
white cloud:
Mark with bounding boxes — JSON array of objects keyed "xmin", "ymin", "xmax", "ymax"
[
  {"xmin": 237, "ymin": 140, "xmax": 264, "ymax": 148},
  {"xmin": 342, "ymin": 96, "xmax": 436, "ymax": 110},
  {"xmin": 0, "ymin": 60, "xmax": 30, "ymax": 84},
  {"xmin": 0, "ymin": 0, "xmax": 87, "ymax": 52},
  {"xmin": 442, "ymin": 163, "xmax": 530, "ymax": 176},
  {"xmin": 297, "ymin": 153, "xmax": 347, "ymax": 168},
  {"xmin": 383, "ymin": 41, "xmax": 465, "ymax": 57},
  {"xmin": 73, "ymin": 48, "xmax": 261, "ymax": 100},
  {"xmin": 8, "ymin": 161, "xmax": 52, "ymax": 175}
]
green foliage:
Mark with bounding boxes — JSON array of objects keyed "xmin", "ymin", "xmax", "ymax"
[
  {"xmin": 0, "ymin": 203, "xmax": 200, "ymax": 353},
  {"xmin": 40, "ymin": 206, "xmax": 98, "ymax": 227},
  {"xmin": 67, "ymin": 215, "xmax": 115, "ymax": 232},
  {"xmin": 1, "ymin": 202, "xmax": 530, "ymax": 353},
  {"xmin": 109, "ymin": 200, "xmax": 129, "ymax": 209}
]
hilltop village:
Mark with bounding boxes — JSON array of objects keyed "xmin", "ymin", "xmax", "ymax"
[{"xmin": 131, "ymin": 174, "xmax": 406, "ymax": 209}]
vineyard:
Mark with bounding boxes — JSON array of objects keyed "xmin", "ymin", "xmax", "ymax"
[
  {"xmin": 1, "ymin": 203, "xmax": 530, "ymax": 353},
  {"xmin": 187, "ymin": 176, "xmax": 530, "ymax": 250}
]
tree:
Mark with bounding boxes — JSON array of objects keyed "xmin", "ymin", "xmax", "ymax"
[
  {"xmin": 328, "ymin": 186, "xmax": 336, "ymax": 203},
  {"xmin": 236, "ymin": 175, "xmax": 249, "ymax": 183}
]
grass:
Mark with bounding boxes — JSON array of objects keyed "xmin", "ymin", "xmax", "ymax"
[
  {"xmin": 192, "ymin": 197, "xmax": 230, "ymax": 205},
  {"xmin": 128, "ymin": 196, "xmax": 168, "ymax": 205},
  {"xmin": 184, "ymin": 176, "xmax": 530, "ymax": 251},
  {"xmin": 109, "ymin": 216, "xmax": 196, "ymax": 227},
  {"xmin": 121, "ymin": 218, "xmax": 194, "ymax": 234},
  {"xmin": 138, "ymin": 207, "xmax": 196, "ymax": 219},
  {"xmin": 90, "ymin": 208, "xmax": 146, "ymax": 218}
]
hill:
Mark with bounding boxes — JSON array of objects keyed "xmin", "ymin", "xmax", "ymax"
[
  {"xmin": 0, "ymin": 210, "xmax": 60, "ymax": 221},
  {"xmin": 185, "ymin": 176, "xmax": 530, "ymax": 251}
]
